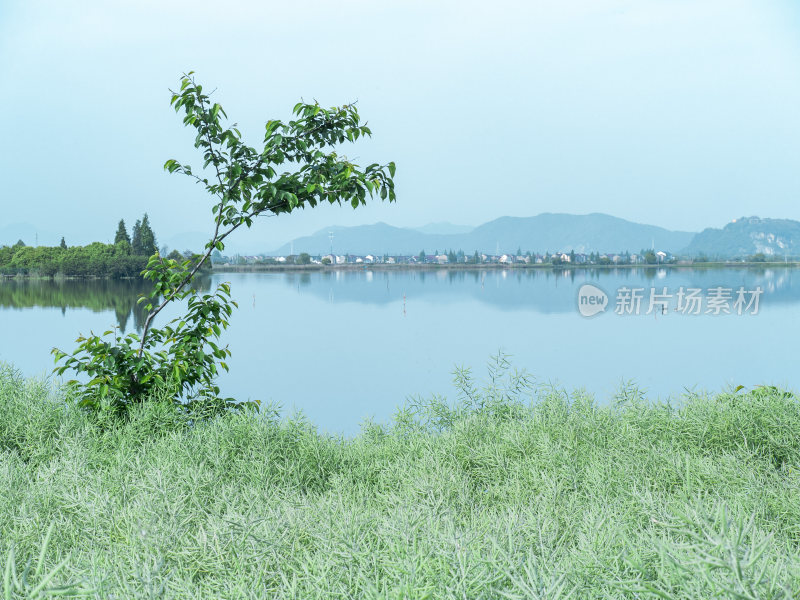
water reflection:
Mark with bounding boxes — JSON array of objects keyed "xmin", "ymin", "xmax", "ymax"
[
  {"xmin": 0, "ymin": 275, "xmax": 212, "ymax": 332},
  {"xmin": 2, "ymin": 269, "xmax": 795, "ymax": 323},
  {"xmin": 1, "ymin": 267, "xmax": 797, "ymax": 433},
  {"xmin": 275, "ymin": 267, "xmax": 799, "ymax": 313}
]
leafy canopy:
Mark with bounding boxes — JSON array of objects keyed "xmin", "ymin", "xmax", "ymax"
[{"xmin": 53, "ymin": 72, "xmax": 396, "ymax": 416}]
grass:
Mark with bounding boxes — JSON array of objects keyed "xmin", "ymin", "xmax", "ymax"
[{"xmin": 0, "ymin": 358, "xmax": 799, "ymax": 598}]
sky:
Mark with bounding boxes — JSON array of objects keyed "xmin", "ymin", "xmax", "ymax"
[{"xmin": 2, "ymin": 0, "xmax": 800, "ymax": 252}]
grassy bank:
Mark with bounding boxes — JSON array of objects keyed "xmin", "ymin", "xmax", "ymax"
[{"xmin": 1, "ymin": 364, "xmax": 799, "ymax": 598}]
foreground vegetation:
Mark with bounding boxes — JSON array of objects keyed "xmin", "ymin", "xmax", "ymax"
[{"xmin": 1, "ymin": 362, "xmax": 799, "ymax": 598}]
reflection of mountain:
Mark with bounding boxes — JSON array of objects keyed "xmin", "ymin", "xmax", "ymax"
[
  {"xmin": 278, "ymin": 268, "xmax": 800, "ymax": 314},
  {"xmin": 0, "ymin": 276, "xmax": 213, "ymax": 331}
]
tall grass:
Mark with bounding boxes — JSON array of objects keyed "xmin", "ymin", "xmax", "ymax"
[{"xmin": 0, "ymin": 358, "xmax": 798, "ymax": 598}]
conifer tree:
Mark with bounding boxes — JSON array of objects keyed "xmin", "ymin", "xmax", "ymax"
[
  {"xmin": 131, "ymin": 219, "xmax": 143, "ymax": 254},
  {"xmin": 139, "ymin": 213, "xmax": 157, "ymax": 256},
  {"xmin": 114, "ymin": 219, "xmax": 131, "ymax": 245}
]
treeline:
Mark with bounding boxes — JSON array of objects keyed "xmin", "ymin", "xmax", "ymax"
[
  {"xmin": 0, "ymin": 242, "xmax": 149, "ymax": 277},
  {"xmin": 0, "ymin": 213, "xmax": 205, "ymax": 278}
]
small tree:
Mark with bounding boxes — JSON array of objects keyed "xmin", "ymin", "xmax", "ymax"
[
  {"xmin": 114, "ymin": 219, "xmax": 131, "ymax": 245},
  {"xmin": 60, "ymin": 237, "xmax": 67, "ymax": 249},
  {"xmin": 54, "ymin": 72, "xmax": 395, "ymax": 416},
  {"xmin": 131, "ymin": 219, "xmax": 143, "ymax": 255},
  {"xmin": 139, "ymin": 213, "xmax": 157, "ymax": 256}
]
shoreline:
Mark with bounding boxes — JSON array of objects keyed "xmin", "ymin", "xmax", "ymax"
[
  {"xmin": 210, "ymin": 261, "xmax": 800, "ymax": 273},
  {"xmin": 0, "ymin": 261, "xmax": 796, "ymax": 280}
]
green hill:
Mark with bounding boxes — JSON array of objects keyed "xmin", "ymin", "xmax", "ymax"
[{"xmin": 683, "ymin": 216, "xmax": 800, "ymax": 258}]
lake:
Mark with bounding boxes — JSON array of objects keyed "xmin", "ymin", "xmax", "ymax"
[{"xmin": 1, "ymin": 266, "xmax": 797, "ymax": 433}]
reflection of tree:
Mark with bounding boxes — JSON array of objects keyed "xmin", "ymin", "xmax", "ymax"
[
  {"xmin": 285, "ymin": 272, "xmax": 312, "ymax": 287},
  {"xmin": 0, "ymin": 275, "xmax": 212, "ymax": 332}
]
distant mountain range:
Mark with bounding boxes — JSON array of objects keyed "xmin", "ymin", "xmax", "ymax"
[
  {"xmin": 271, "ymin": 213, "xmax": 695, "ymax": 256},
  {"xmin": 6, "ymin": 213, "xmax": 800, "ymax": 259},
  {"xmin": 410, "ymin": 222, "xmax": 474, "ymax": 235},
  {"xmin": 683, "ymin": 217, "xmax": 800, "ymax": 258}
]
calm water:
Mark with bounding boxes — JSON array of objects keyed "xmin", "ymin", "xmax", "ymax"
[{"xmin": 1, "ymin": 267, "xmax": 797, "ymax": 433}]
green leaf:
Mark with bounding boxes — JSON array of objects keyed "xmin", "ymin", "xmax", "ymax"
[{"xmin": 55, "ymin": 73, "xmax": 395, "ymax": 423}]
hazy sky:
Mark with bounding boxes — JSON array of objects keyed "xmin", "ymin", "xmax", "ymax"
[{"xmin": 2, "ymin": 0, "xmax": 800, "ymax": 251}]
